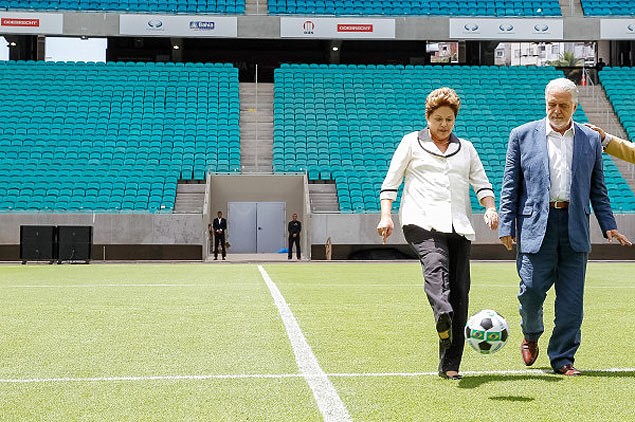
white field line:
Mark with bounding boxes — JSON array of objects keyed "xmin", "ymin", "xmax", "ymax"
[
  {"xmin": 257, "ymin": 265, "xmax": 352, "ymax": 422},
  {"xmin": 0, "ymin": 283, "xmax": 258, "ymax": 289},
  {"xmin": 2, "ymin": 368, "xmax": 634, "ymax": 384},
  {"xmin": 1, "ymin": 283, "xmax": 633, "ymax": 289}
]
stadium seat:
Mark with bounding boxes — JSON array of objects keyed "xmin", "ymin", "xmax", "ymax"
[
  {"xmin": 274, "ymin": 64, "xmax": 635, "ymax": 212},
  {"xmin": 1, "ymin": 0, "xmax": 246, "ymax": 13},
  {"xmin": 269, "ymin": 0, "xmax": 561, "ymax": 16},
  {"xmin": 0, "ymin": 60, "xmax": 240, "ymax": 213}
]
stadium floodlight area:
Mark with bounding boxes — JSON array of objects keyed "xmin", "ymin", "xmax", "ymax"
[
  {"xmin": 269, "ymin": 0, "xmax": 561, "ymax": 16},
  {"xmin": 580, "ymin": 0, "xmax": 635, "ymax": 16},
  {"xmin": 0, "ymin": 60, "xmax": 239, "ymax": 212},
  {"xmin": 273, "ymin": 63, "xmax": 635, "ymax": 213},
  {"xmin": 0, "ymin": 0, "xmax": 245, "ymax": 14}
]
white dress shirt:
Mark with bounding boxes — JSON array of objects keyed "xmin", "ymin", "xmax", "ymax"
[
  {"xmin": 380, "ymin": 129, "xmax": 494, "ymax": 241},
  {"xmin": 546, "ymin": 119, "xmax": 575, "ymax": 202}
]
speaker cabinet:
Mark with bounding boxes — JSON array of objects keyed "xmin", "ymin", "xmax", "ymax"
[
  {"xmin": 20, "ymin": 226, "xmax": 57, "ymax": 263},
  {"xmin": 57, "ymin": 226, "xmax": 93, "ymax": 263}
]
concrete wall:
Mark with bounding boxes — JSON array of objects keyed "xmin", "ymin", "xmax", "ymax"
[
  {"xmin": 209, "ymin": 174, "xmax": 309, "ymax": 256},
  {"xmin": 0, "ymin": 212, "xmax": 205, "ymax": 260},
  {"xmin": 11, "ymin": 12, "xmax": 610, "ymax": 41},
  {"xmin": 310, "ymin": 212, "xmax": 635, "ymax": 245}
]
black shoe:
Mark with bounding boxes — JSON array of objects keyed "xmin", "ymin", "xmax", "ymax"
[
  {"xmin": 436, "ymin": 312, "xmax": 453, "ymax": 346},
  {"xmin": 438, "ymin": 371, "xmax": 463, "ymax": 380},
  {"xmin": 222, "ymin": 257, "xmax": 226, "ymax": 260},
  {"xmin": 214, "ymin": 257, "xmax": 217, "ymax": 260}
]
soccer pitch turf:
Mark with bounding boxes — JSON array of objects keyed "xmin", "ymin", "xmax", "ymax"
[{"xmin": 0, "ymin": 262, "xmax": 634, "ymax": 421}]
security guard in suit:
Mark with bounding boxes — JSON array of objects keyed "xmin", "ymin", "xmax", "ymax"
[
  {"xmin": 288, "ymin": 213, "xmax": 302, "ymax": 260},
  {"xmin": 213, "ymin": 211, "xmax": 227, "ymax": 260}
]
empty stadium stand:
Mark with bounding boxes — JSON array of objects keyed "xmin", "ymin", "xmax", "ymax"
[
  {"xmin": 0, "ymin": 60, "xmax": 239, "ymax": 212},
  {"xmin": 580, "ymin": 0, "xmax": 634, "ymax": 15},
  {"xmin": 268, "ymin": 0, "xmax": 562, "ymax": 16},
  {"xmin": 0, "ymin": 0, "xmax": 245, "ymax": 14},
  {"xmin": 274, "ymin": 63, "xmax": 635, "ymax": 213}
]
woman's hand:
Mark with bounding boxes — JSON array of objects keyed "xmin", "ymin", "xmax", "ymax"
[
  {"xmin": 377, "ymin": 216, "xmax": 394, "ymax": 244},
  {"xmin": 484, "ymin": 207, "xmax": 499, "ymax": 231}
]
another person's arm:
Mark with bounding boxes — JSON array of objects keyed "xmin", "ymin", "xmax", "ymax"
[
  {"xmin": 378, "ymin": 136, "xmax": 412, "ymax": 242},
  {"xmin": 467, "ymin": 142, "xmax": 498, "ymax": 231},
  {"xmin": 498, "ymin": 129, "xmax": 521, "ymax": 250},
  {"xmin": 584, "ymin": 123, "xmax": 635, "ymax": 164}
]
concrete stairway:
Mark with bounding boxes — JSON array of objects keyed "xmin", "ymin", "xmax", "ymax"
[
  {"xmin": 309, "ymin": 183, "xmax": 340, "ymax": 212},
  {"xmin": 245, "ymin": 0, "xmax": 267, "ymax": 14},
  {"xmin": 578, "ymin": 85, "xmax": 635, "ymax": 191},
  {"xmin": 239, "ymin": 82, "xmax": 274, "ymax": 172},
  {"xmin": 559, "ymin": 0, "xmax": 584, "ymax": 16},
  {"xmin": 173, "ymin": 183, "xmax": 205, "ymax": 214}
]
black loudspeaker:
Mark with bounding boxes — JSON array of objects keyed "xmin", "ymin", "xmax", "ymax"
[
  {"xmin": 20, "ymin": 226, "xmax": 57, "ymax": 263},
  {"xmin": 57, "ymin": 226, "xmax": 93, "ymax": 263}
]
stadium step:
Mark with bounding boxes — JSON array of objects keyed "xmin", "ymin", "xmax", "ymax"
[
  {"xmin": 173, "ymin": 183, "xmax": 206, "ymax": 214},
  {"xmin": 245, "ymin": 0, "xmax": 267, "ymax": 15},
  {"xmin": 240, "ymin": 82, "xmax": 274, "ymax": 172},
  {"xmin": 578, "ymin": 85, "xmax": 635, "ymax": 192},
  {"xmin": 559, "ymin": 0, "xmax": 584, "ymax": 16},
  {"xmin": 309, "ymin": 183, "xmax": 341, "ymax": 213}
]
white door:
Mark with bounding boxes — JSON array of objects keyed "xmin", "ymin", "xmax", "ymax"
[
  {"xmin": 227, "ymin": 202, "xmax": 285, "ymax": 253},
  {"xmin": 256, "ymin": 202, "xmax": 286, "ymax": 253}
]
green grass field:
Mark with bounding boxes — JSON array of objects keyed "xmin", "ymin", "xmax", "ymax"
[{"xmin": 1, "ymin": 262, "xmax": 634, "ymax": 421}]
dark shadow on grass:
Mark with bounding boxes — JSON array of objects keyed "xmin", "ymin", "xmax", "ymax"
[
  {"xmin": 458, "ymin": 374, "xmax": 562, "ymax": 389},
  {"xmin": 489, "ymin": 395, "xmax": 535, "ymax": 402},
  {"xmin": 579, "ymin": 370, "xmax": 635, "ymax": 379}
]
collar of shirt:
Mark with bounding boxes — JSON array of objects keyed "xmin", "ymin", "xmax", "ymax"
[
  {"xmin": 545, "ymin": 119, "xmax": 575, "ymax": 138},
  {"xmin": 417, "ymin": 128, "xmax": 461, "ymax": 157}
]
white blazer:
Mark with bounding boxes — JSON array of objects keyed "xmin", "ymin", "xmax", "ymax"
[{"xmin": 380, "ymin": 129, "xmax": 494, "ymax": 241}]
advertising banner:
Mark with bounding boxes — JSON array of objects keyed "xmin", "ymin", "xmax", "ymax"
[
  {"xmin": 0, "ymin": 12, "xmax": 63, "ymax": 35},
  {"xmin": 449, "ymin": 18, "xmax": 563, "ymax": 40},
  {"xmin": 600, "ymin": 19, "xmax": 635, "ymax": 40},
  {"xmin": 281, "ymin": 17, "xmax": 395, "ymax": 39},
  {"xmin": 120, "ymin": 15, "xmax": 237, "ymax": 37}
]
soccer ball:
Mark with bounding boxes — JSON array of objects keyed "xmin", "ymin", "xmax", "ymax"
[{"xmin": 465, "ymin": 309, "xmax": 509, "ymax": 354}]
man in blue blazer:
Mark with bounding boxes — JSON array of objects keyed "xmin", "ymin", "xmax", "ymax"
[{"xmin": 498, "ymin": 78, "xmax": 631, "ymax": 376}]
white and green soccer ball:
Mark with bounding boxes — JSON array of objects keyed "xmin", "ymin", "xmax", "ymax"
[{"xmin": 465, "ymin": 309, "xmax": 509, "ymax": 355}]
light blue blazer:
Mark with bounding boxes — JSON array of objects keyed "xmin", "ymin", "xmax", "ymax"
[{"xmin": 498, "ymin": 118, "xmax": 617, "ymax": 254}]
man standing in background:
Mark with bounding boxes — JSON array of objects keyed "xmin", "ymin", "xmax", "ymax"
[
  {"xmin": 213, "ymin": 211, "xmax": 227, "ymax": 261},
  {"xmin": 288, "ymin": 213, "xmax": 302, "ymax": 260}
]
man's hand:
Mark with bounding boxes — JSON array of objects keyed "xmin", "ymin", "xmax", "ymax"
[
  {"xmin": 377, "ymin": 216, "xmax": 394, "ymax": 244},
  {"xmin": 293, "ymin": 233, "xmax": 297, "ymax": 237},
  {"xmin": 583, "ymin": 123, "xmax": 607, "ymax": 141},
  {"xmin": 606, "ymin": 229, "xmax": 632, "ymax": 246},
  {"xmin": 500, "ymin": 235, "xmax": 516, "ymax": 251}
]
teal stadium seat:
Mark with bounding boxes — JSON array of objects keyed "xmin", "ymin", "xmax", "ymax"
[
  {"xmin": 268, "ymin": 0, "xmax": 560, "ymax": 16},
  {"xmin": 0, "ymin": 0, "xmax": 246, "ymax": 14},
  {"xmin": 0, "ymin": 61, "xmax": 239, "ymax": 212},
  {"xmin": 580, "ymin": 0, "xmax": 634, "ymax": 15},
  {"xmin": 274, "ymin": 64, "xmax": 635, "ymax": 212}
]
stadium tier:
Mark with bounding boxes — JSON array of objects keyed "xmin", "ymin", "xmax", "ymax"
[
  {"xmin": 0, "ymin": 0, "xmax": 245, "ymax": 13},
  {"xmin": 600, "ymin": 67, "xmax": 635, "ymax": 142},
  {"xmin": 580, "ymin": 0, "xmax": 634, "ymax": 16},
  {"xmin": 274, "ymin": 64, "xmax": 635, "ymax": 213},
  {"xmin": 269, "ymin": 0, "xmax": 561, "ymax": 16},
  {"xmin": 0, "ymin": 60, "xmax": 239, "ymax": 212}
]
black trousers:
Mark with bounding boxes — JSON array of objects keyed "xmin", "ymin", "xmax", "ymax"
[
  {"xmin": 288, "ymin": 235, "xmax": 301, "ymax": 259},
  {"xmin": 403, "ymin": 224, "xmax": 471, "ymax": 372},
  {"xmin": 214, "ymin": 234, "xmax": 226, "ymax": 258}
]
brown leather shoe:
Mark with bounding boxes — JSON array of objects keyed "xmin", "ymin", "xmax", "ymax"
[
  {"xmin": 521, "ymin": 338, "xmax": 539, "ymax": 366},
  {"xmin": 555, "ymin": 364, "xmax": 581, "ymax": 376}
]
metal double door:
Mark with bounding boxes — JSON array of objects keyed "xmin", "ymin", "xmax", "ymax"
[{"xmin": 227, "ymin": 202, "xmax": 286, "ymax": 253}]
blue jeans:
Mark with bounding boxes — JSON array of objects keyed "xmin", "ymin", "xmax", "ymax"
[{"xmin": 517, "ymin": 208, "xmax": 588, "ymax": 370}]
